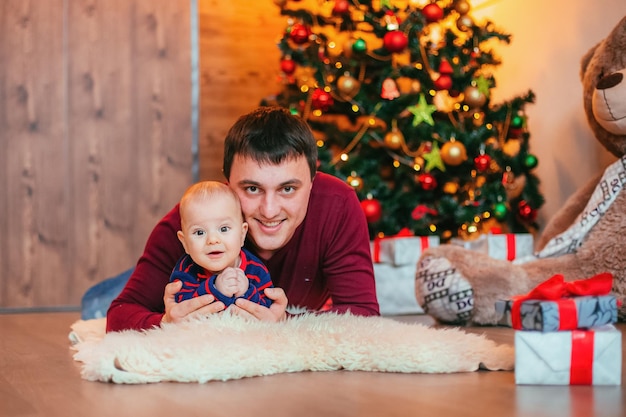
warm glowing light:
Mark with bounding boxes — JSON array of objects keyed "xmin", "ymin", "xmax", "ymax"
[{"xmin": 340, "ymin": 153, "xmax": 349, "ymax": 161}]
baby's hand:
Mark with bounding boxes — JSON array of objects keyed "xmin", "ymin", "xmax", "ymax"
[{"xmin": 215, "ymin": 267, "xmax": 248, "ymax": 298}]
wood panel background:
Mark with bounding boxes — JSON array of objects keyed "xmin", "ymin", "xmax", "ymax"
[
  {"xmin": 198, "ymin": 0, "xmax": 284, "ymax": 182},
  {"xmin": 0, "ymin": 0, "xmax": 199, "ymax": 309},
  {"xmin": 0, "ymin": 0, "xmax": 287, "ymax": 310}
]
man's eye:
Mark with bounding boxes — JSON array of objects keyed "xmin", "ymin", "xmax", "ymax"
[
  {"xmin": 283, "ymin": 186, "xmax": 295, "ymax": 194},
  {"xmin": 246, "ymin": 186, "xmax": 259, "ymax": 193}
]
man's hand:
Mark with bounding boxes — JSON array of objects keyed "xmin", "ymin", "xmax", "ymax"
[
  {"xmin": 232, "ymin": 287, "xmax": 288, "ymax": 322},
  {"xmin": 161, "ymin": 280, "xmax": 225, "ymax": 325}
]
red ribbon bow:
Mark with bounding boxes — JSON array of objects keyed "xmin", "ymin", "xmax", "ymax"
[{"xmin": 510, "ymin": 272, "xmax": 613, "ymax": 330}]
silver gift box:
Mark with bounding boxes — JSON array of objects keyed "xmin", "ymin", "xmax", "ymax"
[{"xmin": 515, "ymin": 325, "xmax": 622, "ymax": 385}]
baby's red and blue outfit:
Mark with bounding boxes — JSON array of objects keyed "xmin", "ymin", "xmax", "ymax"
[{"xmin": 171, "ymin": 247, "xmax": 273, "ymax": 307}]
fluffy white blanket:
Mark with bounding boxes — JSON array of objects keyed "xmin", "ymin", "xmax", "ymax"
[{"xmin": 69, "ymin": 313, "xmax": 514, "ymax": 384}]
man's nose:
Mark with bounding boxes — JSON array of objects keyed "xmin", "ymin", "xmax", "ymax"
[{"xmin": 259, "ymin": 193, "xmax": 280, "ymax": 218}]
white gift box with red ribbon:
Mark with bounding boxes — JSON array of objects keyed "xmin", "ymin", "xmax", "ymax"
[
  {"xmin": 515, "ymin": 325, "xmax": 622, "ymax": 385},
  {"xmin": 372, "ymin": 235, "xmax": 440, "ymax": 266},
  {"xmin": 450, "ymin": 233, "xmax": 534, "ymax": 261},
  {"xmin": 371, "ymin": 235, "xmax": 440, "ymax": 315}
]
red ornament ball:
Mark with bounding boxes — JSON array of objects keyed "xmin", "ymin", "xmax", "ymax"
[
  {"xmin": 383, "ymin": 30, "xmax": 408, "ymax": 53},
  {"xmin": 517, "ymin": 200, "xmax": 537, "ymax": 222},
  {"xmin": 361, "ymin": 198, "xmax": 382, "ymax": 223},
  {"xmin": 311, "ymin": 88, "xmax": 334, "ymax": 111},
  {"xmin": 280, "ymin": 58, "xmax": 296, "ymax": 75},
  {"xmin": 290, "ymin": 23, "xmax": 311, "ymax": 45},
  {"xmin": 434, "ymin": 74, "xmax": 452, "ymax": 90},
  {"xmin": 474, "ymin": 154, "xmax": 491, "ymax": 172},
  {"xmin": 418, "ymin": 173, "xmax": 437, "ymax": 190},
  {"xmin": 332, "ymin": 0, "xmax": 350, "ymax": 15},
  {"xmin": 422, "ymin": 3, "xmax": 444, "ymax": 22}
]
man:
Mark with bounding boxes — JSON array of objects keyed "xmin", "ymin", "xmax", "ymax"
[{"xmin": 106, "ymin": 107, "xmax": 379, "ymax": 332}]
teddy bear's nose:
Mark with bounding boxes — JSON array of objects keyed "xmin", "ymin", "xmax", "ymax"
[{"xmin": 597, "ymin": 72, "xmax": 623, "ymax": 90}]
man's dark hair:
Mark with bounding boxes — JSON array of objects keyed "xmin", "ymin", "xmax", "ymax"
[{"xmin": 222, "ymin": 107, "xmax": 318, "ymax": 180}]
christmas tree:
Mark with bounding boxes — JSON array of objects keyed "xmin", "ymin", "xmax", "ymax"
[{"xmin": 263, "ymin": 0, "xmax": 544, "ymax": 242}]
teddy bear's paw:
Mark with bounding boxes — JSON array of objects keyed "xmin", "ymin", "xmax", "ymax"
[{"xmin": 415, "ymin": 255, "xmax": 474, "ymax": 325}]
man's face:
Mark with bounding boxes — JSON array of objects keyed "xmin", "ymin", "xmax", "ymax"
[{"xmin": 228, "ymin": 154, "xmax": 313, "ymax": 260}]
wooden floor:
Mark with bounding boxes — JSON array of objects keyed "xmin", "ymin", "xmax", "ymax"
[{"xmin": 0, "ymin": 312, "xmax": 624, "ymax": 417}]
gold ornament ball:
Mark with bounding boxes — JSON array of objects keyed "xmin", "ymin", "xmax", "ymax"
[
  {"xmin": 457, "ymin": 15, "xmax": 474, "ymax": 32},
  {"xmin": 443, "ymin": 181, "xmax": 459, "ymax": 194},
  {"xmin": 502, "ymin": 139, "xmax": 521, "ymax": 157},
  {"xmin": 441, "ymin": 140, "xmax": 467, "ymax": 166},
  {"xmin": 384, "ymin": 130, "xmax": 405, "ymax": 150},
  {"xmin": 396, "ymin": 76, "xmax": 420, "ymax": 94},
  {"xmin": 454, "ymin": 0, "xmax": 471, "ymax": 15},
  {"xmin": 337, "ymin": 74, "xmax": 361, "ymax": 98},
  {"xmin": 414, "ymin": 156, "xmax": 425, "ymax": 170},
  {"xmin": 464, "ymin": 86, "xmax": 486, "ymax": 108}
]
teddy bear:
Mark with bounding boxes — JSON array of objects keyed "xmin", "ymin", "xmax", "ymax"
[{"xmin": 415, "ymin": 15, "xmax": 626, "ymax": 325}]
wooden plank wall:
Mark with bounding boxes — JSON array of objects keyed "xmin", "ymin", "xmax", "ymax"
[
  {"xmin": 0, "ymin": 0, "xmax": 193, "ymax": 309},
  {"xmin": 198, "ymin": 0, "xmax": 284, "ymax": 181}
]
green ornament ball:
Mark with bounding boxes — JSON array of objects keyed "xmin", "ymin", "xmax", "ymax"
[
  {"xmin": 352, "ymin": 38, "xmax": 367, "ymax": 53},
  {"xmin": 524, "ymin": 154, "xmax": 538, "ymax": 169},
  {"xmin": 511, "ymin": 115, "xmax": 524, "ymax": 128},
  {"xmin": 493, "ymin": 202, "xmax": 508, "ymax": 221}
]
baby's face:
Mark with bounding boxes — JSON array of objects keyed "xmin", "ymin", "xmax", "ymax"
[{"xmin": 178, "ymin": 195, "xmax": 247, "ymax": 274}]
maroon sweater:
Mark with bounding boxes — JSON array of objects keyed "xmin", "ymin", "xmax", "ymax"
[{"xmin": 106, "ymin": 172, "xmax": 380, "ymax": 332}]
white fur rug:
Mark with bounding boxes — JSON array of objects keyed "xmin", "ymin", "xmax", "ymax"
[{"xmin": 69, "ymin": 313, "xmax": 514, "ymax": 384}]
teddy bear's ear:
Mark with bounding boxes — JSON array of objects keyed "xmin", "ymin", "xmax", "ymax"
[{"xmin": 580, "ymin": 42, "xmax": 600, "ymax": 81}]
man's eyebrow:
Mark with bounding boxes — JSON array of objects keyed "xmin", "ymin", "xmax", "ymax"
[
  {"xmin": 237, "ymin": 179, "xmax": 261, "ymax": 187},
  {"xmin": 237, "ymin": 179, "xmax": 303, "ymax": 187}
]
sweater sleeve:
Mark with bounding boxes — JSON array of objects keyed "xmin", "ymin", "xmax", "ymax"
[
  {"xmin": 319, "ymin": 180, "xmax": 380, "ymax": 317},
  {"xmin": 106, "ymin": 205, "xmax": 185, "ymax": 332}
]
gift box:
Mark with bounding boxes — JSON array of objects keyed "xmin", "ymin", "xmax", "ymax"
[
  {"xmin": 495, "ymin": 295, "xmax": 618, "ymax": 331},
  {"xmin": 371, "ymin": 233, "xmax": 439, "ymax": 315},
  {"xmin": 515, "ymin": 325, "xmax": 622, "ymax": 385},
  {"xmin": 495, "ymin": 273, "xmax": 617, "ymax": 331},
  {"xmin": 450, "ymin": 233, "xmax": 534, "ymax": 261},
  {"xmin": 371, "ymin": 235, "xmax": 440, "ymax": 266}
]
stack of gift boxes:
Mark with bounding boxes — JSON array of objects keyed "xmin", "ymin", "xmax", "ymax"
[
  {"xmin": 371, "ymin": 231, "xmax": 533, "ymax": 315},
  {"xmin": 371, "ymin": 232, "xmax": 439, "ymax": 315},
  {"xmin": 494, "ymin": 273, "xmax": 622, "ymax": 385}
]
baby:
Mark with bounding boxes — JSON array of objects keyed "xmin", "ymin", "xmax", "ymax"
[{"xmin": 171, "ymin": 181, "xmax": 273, "ymax": 307}]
